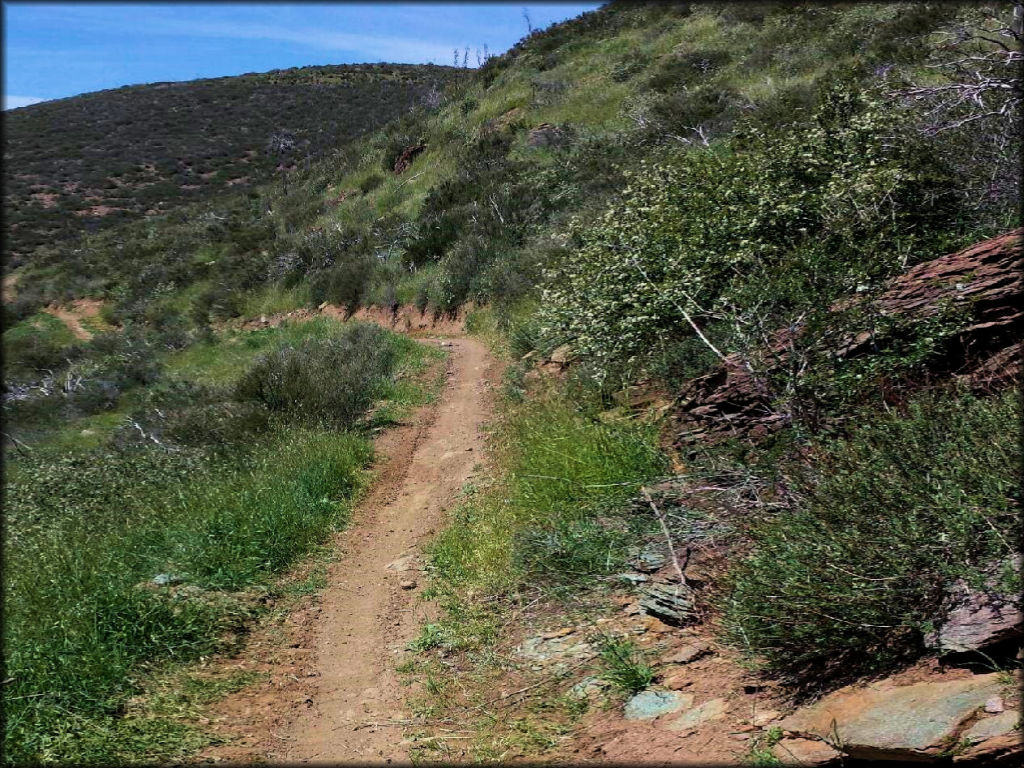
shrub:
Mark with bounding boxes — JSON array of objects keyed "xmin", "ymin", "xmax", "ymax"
[
  {"xmin": 540, "ymin": 86, "xmax": 961, "ymax": 385},
  {"xmin": 233, "ymin": 323, "xmax": 395, "ymax": 429},
  {"xmin": 722, "ymin": 389, "xmax": 1022, "ymax": 687},
  {"xmin": 308, "ymin": 254, "xmax": 375, "ymax": 316}
]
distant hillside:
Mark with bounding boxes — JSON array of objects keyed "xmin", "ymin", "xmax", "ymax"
[{"xmin": 2, "ymin": 62, "xmax": 463, "ymax": 262}]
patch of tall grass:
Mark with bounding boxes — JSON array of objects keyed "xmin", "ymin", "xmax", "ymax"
[
  {"xmin": 3, "ymin": 319, "xmax": 437, "ymax": 765},
  {"xmin": 428, "ymin": 390, "xmax": 667, "ymax": 606}
]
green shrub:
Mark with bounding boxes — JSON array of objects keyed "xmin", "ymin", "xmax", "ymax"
[
  {"xmin": 233, "ymin": 322, "xmax": 395, "ymax": 429},
  {"xmin": 722, "ymin": 389, "xmax": 1022, "ymax": 687},
  {"xmin": 540, "ymin": 86, "xmax": 961, "ymax": 386}
]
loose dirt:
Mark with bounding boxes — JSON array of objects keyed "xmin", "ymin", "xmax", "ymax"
[
  {"xmin": 197, "ymin": 336, "xmax": 500, "ymax": 763},
  {"xmin": 42, "ymin": 298, "xmax": 107, "ymax": 341}
]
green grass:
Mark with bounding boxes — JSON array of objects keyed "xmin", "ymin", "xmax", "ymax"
[
  {"xmin": 164, "ymin": 316, "xmax": 343, "ymax": 385},
  {"xmin": 595, "ymin": 634, "xmax": 654, "ymax": 696},
  {"xmin": 3, "ymin": 319, "xmax": 441, "ymax": 765},
  {"xmin": 427, "ymin": 390, "xmax": 668, "ymax": 603}
]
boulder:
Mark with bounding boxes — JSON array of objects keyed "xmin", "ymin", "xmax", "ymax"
[{"xmin": 778, "ymin": 673, "xmax": 1007, "ymax": 761}]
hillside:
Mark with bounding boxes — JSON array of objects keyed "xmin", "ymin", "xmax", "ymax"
[
  {"xmin": 3, "ymin": 2, "xmax": 1021, "ymax": 765},
  {"xmin": 2, "ymin": 62, "xmax": 462, "ymax": 263}
]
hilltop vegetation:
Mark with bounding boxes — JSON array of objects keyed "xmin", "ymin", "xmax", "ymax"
[
  {"xmin": 3, "ymin": 1, "xmax": 1021, "ymax": 763},
  {"xmin": 3, "ymin": 63, "xmax": 461, "ymax": 262}
]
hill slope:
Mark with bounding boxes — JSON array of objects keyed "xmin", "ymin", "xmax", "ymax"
[
  {"xmin": 3, "ymin": 2, "xmax": 1020, "ymax": 765},
  {"xmin": 2, "ymin": 63, "xmax": 462, "ymax": 262}
]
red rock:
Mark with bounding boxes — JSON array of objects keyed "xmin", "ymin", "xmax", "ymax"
[
  {"xmin": 772, "ymin": 738, "xmax": 842, "ymax": 766},
  {"xmin": 671, "ymin": 229, "xmax": 1023, "ymax": 448}
]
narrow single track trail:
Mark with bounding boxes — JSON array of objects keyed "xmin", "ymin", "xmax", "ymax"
[{"xmin": 200, "ymin": 335, "xmax": 499, "ymax": 764}]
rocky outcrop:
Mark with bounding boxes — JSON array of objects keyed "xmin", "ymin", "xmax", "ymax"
[
  {"xmin": 527, "ymin": 122, "xmax": 569, "ymax": 148},
  {"xmin": 671, "ymin": 229, "xmax": 1023, "ymax": 448},
  {"xmin": 925, "ymin": 556, "xmax": 1023, "ymax": 656},
  {"xmin": 778, "ymin": 672, "xmax": 1021, "ymax": 762},
  {"xmin": 392, "ymin": 143, "xmax": 426, "ymax": 175}
]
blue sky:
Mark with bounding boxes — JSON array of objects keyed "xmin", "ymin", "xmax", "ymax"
[{"xmin": 2, "ymin": 2, "xmax": 600, "ymax": 109}]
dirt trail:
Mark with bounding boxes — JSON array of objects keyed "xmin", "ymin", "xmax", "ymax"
[
  {"xmin": 201, "ymin": 336, "xmax": 498, "ymax": 763},
  {"xmin": 42, "ymin": 299, "xmax": 106, "ymax": 341}
]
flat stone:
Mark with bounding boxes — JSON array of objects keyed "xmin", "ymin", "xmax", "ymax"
[
  {"xmin": 668, "ymin": 697, "xmax": 727, "ymax": 730},
  {"xmin": 778, "ymin": 673, "xmax": 1004, "ymax": 760},
  {"xmin": 661, "ymin": 643, "xmax": 710, "ymax": 665},
  {"xmin": 772, "ymin": 738, "xmax": 842, "ymax": 766},
  {"xmin": 399, "ymin": 579, "xmax": 417, "ymax": 590},
  {"xmin": 753, "ymin": 709, "xmax": 783, "ymax": 727},
  {"xmin": 963, "ymin": 710, "xmax": 1019, "ymax": 744},
  {"xmin": 624, "ymin": 690, "xmax": 692, "ymax": 721},
  {"xmin": 663, "ymin": 673, "xmax": 692, "ymax": 691}
]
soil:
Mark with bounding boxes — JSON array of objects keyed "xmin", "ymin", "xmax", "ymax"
[
  {"xmin": 196, "ymin": 336, "xmax": 501, "ymax": 763},
  {"xmin": 42, "ymin": 298, "xmax": 106, "ymax": 341}
]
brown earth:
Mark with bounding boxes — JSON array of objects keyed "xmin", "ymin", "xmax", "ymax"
[
  {"xmin": 42, "ymin": 298, "xmax": 107, "ymax": 341},
  {"xmin": 196, "ymin": 335, "xmax": 500, "ymax": 763},
  {"xmin": 228, "ymin": 303, "xmax": 470, "ymax": 337}
]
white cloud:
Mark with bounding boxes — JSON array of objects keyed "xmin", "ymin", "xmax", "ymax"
[
  {"xmin": 176, "ymin": 19, "xmax": 460, "ymax": 65},
  {"xmin": 3, "ymin": 95, "xmax": 46, "ymax": 110}
]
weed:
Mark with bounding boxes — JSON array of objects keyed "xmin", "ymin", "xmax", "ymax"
[{"xmin": 594, "ymin": 634, "xmax": 653, "ymax": 696}]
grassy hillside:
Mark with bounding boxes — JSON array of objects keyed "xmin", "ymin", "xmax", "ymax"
[
  {"xmin": 3, "ymin": 1, "xmax": 1020, "ymax": 763},
  {"xmin": 3, "ymin": 63, "xmax": 462, "ymax": 262}
]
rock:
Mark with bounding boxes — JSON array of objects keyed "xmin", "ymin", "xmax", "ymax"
[
  {"xmin": 641, "ymin": 616, "xmax": 673, "ymax": 634},
  {"xmin": 638, "ymin": 581, "xmax": 696, "ymax": 626},
  {"xmin": 662, "ymin": 673, "xmax": 692, "ymax": 690},
  {"xmin": 386, "ymin": 553, "xmax": 418, "ymax": 572},
  {"xmin": 963, "ymin": 710, "xmax": 1019, "ymax": 743},
  {"xmin": 392, "ymin": 143, "xmax": 426, "ymax": 175},
  {"xmin": 548, "ymin": 344, "xmax": 572, "ymax": 365},
  {"xmin": 753, "ymin": 709, "xmax": 783, "ymax": 727},
  {"xmin": 568, "ymin": 676, "xmax": 608, "ymax": 699},
  {"xmin": 668, "ymin": 697, "xmax": 727, "ymax": 730},
  {"xmin": 955, "ymin": 710, "xmax": 1023, "ymax": 763},
  {"xmin": 730, "ymin": 733, "xmax": 751, "ymax": 741},
  {"xmin": 542, "ymin": 627, "xmax": 575, "ymax": 640},
  {"xmin": 615, "ymin": 572, "xmax": 649, "ymax": 585},
  {"xmin": 671, "ymin": 229, "xmax": 1023, "ymax": 449},
  {"xmin": 624, "ymin": 690, "xmax": 692, "ymax": 720},
  {"xmin": 661, "ymin": 643, "xmax": 710, "ymax": 665},
  {"xmin": 526, "ymin": 123, "xmax": 568, "ymax": 148},
  {"xmin": 925, "ymin": 556, "xmax": 1023, "ymax": 654},
  {"xmin": 778, "ymin": 673, "xmax": 1005, "ymax": 760},
  {"xmin": 151, "ymin": 573, "xmax": 185, "ymax": 586},
  {"xmin": 771, "ymin": 738, "xmax": 843, "ymax": 767},
  {"xmin": 631, "ymin": 546, "xmax": 668, "ymax": 573},
  {"xmin": 986, "ymin": 696, "xmax": 1005, "ymax": 714},
  {"xmin": 399, "ymin": 579, "xmax": 417, "ymax": 590},
  {"xmin": 318, "ymin": 301, "xmax": 328, "ymax": 310}
]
